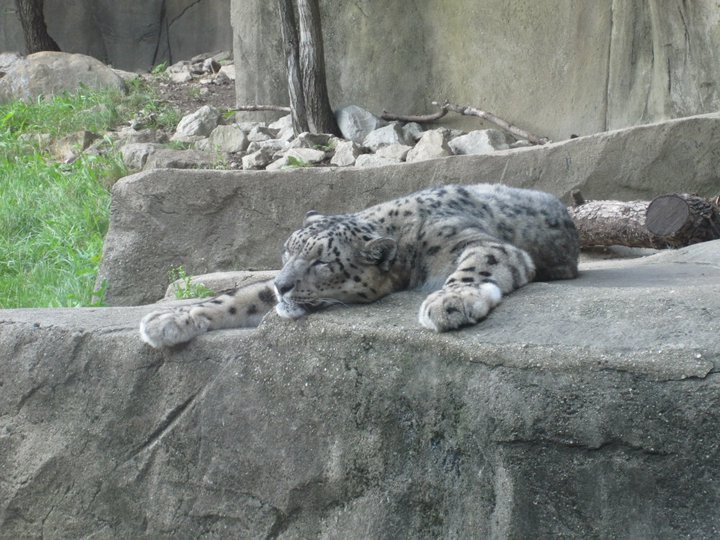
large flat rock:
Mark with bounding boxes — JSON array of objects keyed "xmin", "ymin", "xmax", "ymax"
[
  {"xmin": 99, "ymin": 113, "xmax": 720, "ymax": 305},
  {"xmin": 2, "ymin": 242, "xmax": 720, "ymax": 538}
]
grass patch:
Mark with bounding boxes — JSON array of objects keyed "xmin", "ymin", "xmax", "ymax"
[
  {"xmin": 168, "ymin": 266, "xmax": 215, "ymax": 300},
  {"xmin": 0, "ymin": 83, "xmax": 178, "ymax": 308}
]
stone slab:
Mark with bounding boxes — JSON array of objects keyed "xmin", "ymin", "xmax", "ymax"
[
  {"xmin": 2, "ymin": 242, "xmax": 720, "ymax": 537},
  {"xmin": 98, "ymin": 113, "xmax": 720, "ymax": 306}
]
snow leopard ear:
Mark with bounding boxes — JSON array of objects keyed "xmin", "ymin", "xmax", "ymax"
[
  {"xmin": 303, "ymin": 210, "xmax": 325, "ymax": 226},
  {"xmin": 360, "ymin": 237, "xmax": 397, "ymax": 271}
]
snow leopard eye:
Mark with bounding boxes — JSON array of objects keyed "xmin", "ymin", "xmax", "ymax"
[{"xmin": 310, "ymin": 260, "xmax": 333, "ymax": 276}]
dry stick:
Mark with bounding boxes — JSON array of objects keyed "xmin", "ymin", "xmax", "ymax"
[
  {"xmin": 380, "ymin": 106, "xmax": 449, "ymax": 123},
  {"xmin": 435, "ymin": 101, "xmax": 549, "ymax": 145},
  {"xmin": 230, "ymin": 105, "xmax": 292, "ymax": 113},
  {"xmin": 382, "ymin": 101, "xmax": 549, "ymax": 145}
]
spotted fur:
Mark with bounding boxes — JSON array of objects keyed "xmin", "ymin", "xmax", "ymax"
[{"xmin": 140, "ymin": 183, "xmax": 579, "ymax": 347}]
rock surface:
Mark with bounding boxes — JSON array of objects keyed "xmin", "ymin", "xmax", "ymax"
[
  {"xmin": 2, "ymin": 242, "xmax": 720, "ymax": 538},
  {"xmin": 0, "ymin": 51, "xmax": 126, "ymax": 104},
  {"xmin": 171, "ymin": 105, "xmax": 221, "ymax": 140},
  {"xmin": 98, "ymin": 112, "xmax": 720, "ymax": 306},
  {"xmin": 449, "ymin": 129, "xmax": 513, "ymax": 155},
  {"xmin": 362, "ymin": 122, "xmax": 410, "ymax": 151},
  {"xmin": 335, "ymin": 104, "xmax": 386, "ymax": 144},
  {"xmin": 406, "ymin": 128, "xmax": 452, "ymax": 163}
]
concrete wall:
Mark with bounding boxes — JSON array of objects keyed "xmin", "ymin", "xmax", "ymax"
[
  {"xmin": 232, "ymin": 0, "xmax": 720, "ymax": 140},
  {"xmin": 0, "ymin": 0, "xmax": 233, "ymax": 71}
]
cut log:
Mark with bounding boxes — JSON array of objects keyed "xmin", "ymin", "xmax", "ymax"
[
  {"xmin": 645, "ymin": 194, "xmax": 720, "ymax": 247},
  {"xmin": 568, "ymin": 192, "xmax": 720, "ymax": 249},
  {"xmin": 568, "ymin": 199, "xmax": 668, "ymax": 249}
]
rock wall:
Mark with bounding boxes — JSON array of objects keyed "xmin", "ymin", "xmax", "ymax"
[
  {"xmin": 0, "ymin": 0, "xmax": 232, "ymax": 71},
  {"xmin": 233, "ymin": 0, "xmax": 720, "ymax": 140},
  {"xmin": 2, "ymin": 242, "xmax": 720, "ymax": 537}
]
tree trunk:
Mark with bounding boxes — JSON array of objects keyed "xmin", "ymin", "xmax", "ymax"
[
  {"xmin": 277, "ymin": 0, "xmax": 309, "ymax": 134},
  {"xmin": 295, "ymin": 0, "xmax": 340, "ymax": 136},
  {"xmin": 14, "ymin": 0, "xmax": 60, "ymax": 54},
  {"xmin": 568, "ymin": 192, "xmax": 720, "ymax": 249}
]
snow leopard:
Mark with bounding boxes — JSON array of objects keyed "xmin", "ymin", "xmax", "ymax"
[{"xmin": 140, "ymin": 183, "xmax": 579, "ymax": 347}]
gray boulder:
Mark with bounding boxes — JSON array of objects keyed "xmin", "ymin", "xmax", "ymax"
[
  {"xmin": 0, "ymin": 51, "xmax": 21, "ymax": 75},
  {"xmin": 268, "ymin": 114, "xmax": 293, "ymax": 130},
  {"xmin": 121, "ymin": 143, "xmax": 162, "ymax": 170},
  {"xmin": 449, "ymin": 129, "xmax": 514, "ymax": 155},
  {"xmin": 204, "ymin": 124, "xmax": 250, "ymax": 153},
  {"xmin": 242, "ymin": 147, "xmax": 276, "ymax": 169},
  {"xmin": 375, "ymin": 143, "xmax": 412, "ymax": 161},
  {"xmin": 336, "ymin": 105, "xmax": 386, "ymax": 144},
  {"xmin": 0, "ymin": 51, "xmax": 126, "ymax": 104},
  {"xmin": 362, "ymin": 122, "xmax": 411, "ymax": 152},
  {"xmin": 330, "ymin": 140, "xmax": 363, "ymax": 167},
  {"xmin": 268, "ymin": 114, "xmax": 295, "ymax": 141},
  {"xmin": 265, "ymin": 155, "xmax": 292, "ymax": 171},
  {"xmin": 290, "ymin": 132, "xmax": 332, "ymax": 149},
  {"xmin": 247, "ymin": 125, "xmax": 279, "ymax": 143},
  {"xmin": 406, "ymin": 128, "xmax": 452, "ymax": 163},
  {"xmin": 172, "ymin": 105, "xmax": 221, "ymax": 141},
  {"xmin": 286, "ymin": 147, "xmax": 327, "ymax": 165},
  {"xmin": 246, "ymin": 138, "xmax": 291, "ymax": 156},
  {"xmin": 402, "ymin": 121, "xmax": 425, "ymax": 142}
]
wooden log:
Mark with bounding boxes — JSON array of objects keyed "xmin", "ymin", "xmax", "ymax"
[
  {"xmin": 568, "ymin": 199, "xmax": 669, "ymax": 249},
  {"xmin": 645, "ymin": 194, "xmax": 720, "ymax": 247},
  {"xmin": 568, "ymin": 192, "xmax": 720, "ymax": 249}
]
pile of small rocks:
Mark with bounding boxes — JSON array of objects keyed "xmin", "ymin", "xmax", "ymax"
[
  {"xmin": 119, "ymin": 102, "xmax": 534, "ymax": 172},
  {"xmin": 3, "ymin": 50, "xmax": 533, "ymax": 171}
]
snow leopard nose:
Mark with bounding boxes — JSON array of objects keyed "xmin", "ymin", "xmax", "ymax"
[{"xmin": 274, "ymin": 276, "xmax": 295, "ymax": 296}]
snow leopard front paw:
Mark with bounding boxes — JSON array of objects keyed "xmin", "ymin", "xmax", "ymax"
[
  {"xmin": 139, "ymin": 308, "xmax": 210, "ymax": 348},
  {"xmin": 418, "ymin": 283, "xmax": 503, "ymax": 332}
]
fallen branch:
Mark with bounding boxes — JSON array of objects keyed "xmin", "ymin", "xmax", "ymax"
[
  {"xmin": 568, "ymin": 191, "xmax": 720, "ymax": 249},
  {"xmin": 380, "ymin": 106, "xmax": 449, "ymax": 123},
  {"xmin": 230, "ymin": 105, "xmax": 292, "ymax": 113},
  {"xmin": 382, "ymin": 100, "xmax": 549, "ymax": 145},
  {"xmin": 435, "ymin": 101, "xmax": 549, "ymax": 145}
]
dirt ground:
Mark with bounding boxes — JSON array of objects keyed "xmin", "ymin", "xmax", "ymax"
[{"xmin": 145, "ymin": 73, "xmax": 237, "ymax": 119}]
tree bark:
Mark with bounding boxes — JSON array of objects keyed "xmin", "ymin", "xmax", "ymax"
[
  {"xmin": 568, "ymin": 199, "xmax": 667, "ymax": 249},
  {"xmin": 568, "ymin": 193, "xmax": 720, "ymax": 249},
  {"xmin": 277, "ymin": 0, "xmax": 309, "ymax": 134},
  {"xmin": 295, "ymin": 0, "xmax": 340, "ymax": 136},
  {"xmin": 14, "ymin": 0, "xmax": 60, "ymax": 54}
]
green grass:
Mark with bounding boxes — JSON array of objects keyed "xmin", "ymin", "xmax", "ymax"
[
  {"xmin": 0, "ymin": 82, "xmax": 178, "ymax": 308},
  {"xmin": 168, "ymin": 266, "xmax": 215, "ymax": 300}
]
